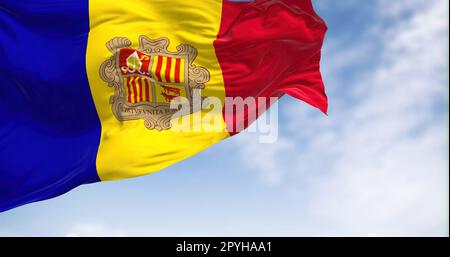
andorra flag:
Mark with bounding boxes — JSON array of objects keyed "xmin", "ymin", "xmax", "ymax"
[{"xmin": 0, "ymin": 0, "xmax": 327, "ymax": 212}]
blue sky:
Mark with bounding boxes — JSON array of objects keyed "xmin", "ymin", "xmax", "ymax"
[{"xmin": 0, "ymin": 0, "xmax": 448, "ymax": 236}]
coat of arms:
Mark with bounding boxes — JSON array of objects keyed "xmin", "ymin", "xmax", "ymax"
[{"xmin": 99, "ymin": 36, "xmax": 210, "ymax": 130}]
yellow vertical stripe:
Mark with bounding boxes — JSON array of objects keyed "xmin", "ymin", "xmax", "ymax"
[
  {"xmin": 142, "ymin": 77, "xmax": 146, "ymax": 101},
  {"xmin": 86, "ymin": 0, "xmax": 229, "ymax": 180},
  {"xmin": 151, "ymin": 56, "xmax": 158, "ymax": 81},
  {"xmin": 124, "ymin": 77, "xmax": 129, "ymax": 103},
  {"xmin": 129, "ymin": 77, "xmax": 134, "ymax": 103},
  {"xmin": 132, "ymin": 76, "xmax": 138, "ymax": 103},
  {"xmin": 170, "ymin": 57, "xmax": 177, "ymax": 82},
  {"xmin": 136, "ymin": 77, "xmax": 142, "ymax": 102},
  {"xmin": 179, "ymin": 58, "xmax": 185, "ymax": 83}
]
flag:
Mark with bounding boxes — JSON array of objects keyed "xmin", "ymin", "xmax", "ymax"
[{"xmin": 0, "ymin": 0, "xmax": 327, "ymax": 212}]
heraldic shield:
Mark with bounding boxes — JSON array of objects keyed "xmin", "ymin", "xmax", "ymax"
[{"xmin": 99, "ymin": 36, "xmax": 210, "ymax": 131}]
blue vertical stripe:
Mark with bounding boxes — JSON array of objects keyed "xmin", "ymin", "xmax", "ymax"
[{"xmin": 0, "ymin": 1, "xmax": 101, "ymax": 212}]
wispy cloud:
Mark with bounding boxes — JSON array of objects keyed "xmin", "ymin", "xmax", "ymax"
[
  {"xmin": 232, "ymin": 130, "xmax": 294, "ymax": 186},
  {"xmin": 233, "ymin": 0, "xmax": 448, "ymax": 236}
]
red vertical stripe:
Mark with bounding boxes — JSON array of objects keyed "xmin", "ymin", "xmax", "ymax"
[
  {"xmin": 126, "ymin": 77, "xmax": 132, "ymax": 103},
  {"xmin": 213, "ymin": 0, "xmax": 328, "ymax": 135},
  {"xmin": 131, "ymin": 77, "xmax": 138, "ymax": 103},
  {"xmin": 165, "ymin": 57, "xmax": 172, "ymax": 82},
  {"xmin": 155, "ymin": 56, "xmax": 163, "ymax": 81},
  {"xmin": 144, "ymin": 78, "xmax": 150, "ymax": 102},
  {"xmin": 138, "ymin": 77, "xmax": 143, "ymax": 102},
  {"xmin": 174, "ymin": 58, "xmax": 181, "ymax": 83}
]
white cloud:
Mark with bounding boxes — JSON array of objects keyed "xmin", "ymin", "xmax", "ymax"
[
  {"xmin": 233, "ymin": 0, "xmax": 449, "ymax": 236},
  {"xmin": 65, "ymin": 223, "xmax": 126, "ymax": 237},
  {"xmin": 232, "ymin": 129, "xmax": 294, "ymax": 186}
]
